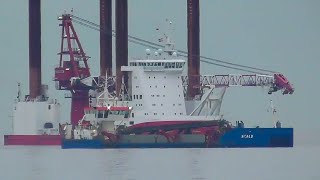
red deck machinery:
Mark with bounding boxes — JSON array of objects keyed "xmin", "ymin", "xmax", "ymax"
[{"xmin": 54, "ymin": 14, "xmax": 92, "ymax": 126}]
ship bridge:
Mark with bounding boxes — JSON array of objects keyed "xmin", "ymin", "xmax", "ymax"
[{"xmin": 123, "ymin": 59, "xmax": 186, "ymax": 72}]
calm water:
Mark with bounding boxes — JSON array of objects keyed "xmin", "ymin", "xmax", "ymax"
[{"xmin": 0, "ymin": 144, "xmax": 319, "ymax": 180}]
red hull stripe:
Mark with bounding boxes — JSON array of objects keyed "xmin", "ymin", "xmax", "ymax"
[
  {"xmin": 4, "ymin": 135, "xmax": 61, "ymax": 145},
  {"xmin": 109, "ymin": 106, "xmax": 130, "ymax": 111},
  {"xmin": 84, "ymin": 106, "xmax": 130, "ymax": 111},
  {"xmin": 129, "ymin": 120, "xmax": 208, "ymax": 128}
]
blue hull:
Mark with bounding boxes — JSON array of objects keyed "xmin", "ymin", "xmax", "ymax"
[
  {"xmin": 61, "ymin": 128, "xmax": 293, "ymax": 149},
  {"xmin": 61, "ymin": 140, "xmax": 208, "ymax": 149},
  {"xmin": 218, "ymin": 128, "xmax": 293, "ymax": 147}
]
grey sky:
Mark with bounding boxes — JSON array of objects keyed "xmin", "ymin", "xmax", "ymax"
[{"xmin": 0, "ymin": 0, "xmax": 319, "ymax": 145}]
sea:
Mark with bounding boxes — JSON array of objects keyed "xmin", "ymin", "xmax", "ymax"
[{"xmin": 0, "ymin": 141, "xmax": 319, "ymax": 180}]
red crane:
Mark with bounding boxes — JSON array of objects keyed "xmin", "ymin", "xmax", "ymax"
[
  {"xmin": 68, "ymin": 14, "xmax": 294, "ymax": 97},
  {"xmin": 54, "ymin": 14, "xmax": 294, "ymax": 128},
  {"xmin": 54, "ymin": 13, "xmax": 92, "ymax": 126}
]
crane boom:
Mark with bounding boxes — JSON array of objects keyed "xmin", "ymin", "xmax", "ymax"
[
  {"xmin": 67, "ymin": 14, "xmax": 295, "ymax": 97},
  {"xmin": 181, "ymin": 74, "xmax": 294, "ymax": 95}
]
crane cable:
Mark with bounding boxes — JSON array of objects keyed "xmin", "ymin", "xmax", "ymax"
[
  {"xmin": 71, "ymin": 15, "xmax": 278, "ymax": 74},
  {"xmin": 72, "ymin": 19, "xmax": 161, "ymax": 50}
]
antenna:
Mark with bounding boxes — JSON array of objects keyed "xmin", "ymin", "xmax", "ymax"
[{"xmin": 17, "ymin": 82, "xmax": 21, "ymax": 102}]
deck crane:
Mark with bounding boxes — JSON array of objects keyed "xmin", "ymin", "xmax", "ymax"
[
  {"xmin": 70, "ymin": 15, "xmax": 294, "ymax": 97},
  {"xmin": 54, "ymin": 14, "xmax": 98, "ymax": 126},
  {"xmin": 52, "ymin": 13, "xmax": 295, "ymax": 149},
  {"xmin": 53, "ymin": 14, "xmax": 294, "ymax": 126}
]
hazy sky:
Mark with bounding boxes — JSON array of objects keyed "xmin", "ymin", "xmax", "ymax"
[{"xmin": 1, "ymin": 0, "xmax": 319, "ymax": 145}]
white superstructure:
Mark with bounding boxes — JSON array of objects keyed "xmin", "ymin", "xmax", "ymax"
[
  {"xmin": 93, "ymin": 36, "xmax": 225, "ymax": 126},
  {"xmin": 12, "ymin": 84, "xmax": 61, "ymax": 135}
]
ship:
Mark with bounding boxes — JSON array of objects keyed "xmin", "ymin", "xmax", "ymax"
[
  {"xmin": 3, "ymin": 84, "xmax": 62, "ymax": 145},
  {"xmin": 4, "ymin": 11, "xmax": 294, "ymax": 148},
  {"xmin": 57, "ymin": 14, "xmax": 294, "ymax": 149}
]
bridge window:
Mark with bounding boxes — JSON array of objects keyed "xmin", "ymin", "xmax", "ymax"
[
  {"xmin": 124, "ymin": 112, "xmax": 129, "ymax": 118},
  {"xmin": 44, "ymin": 122, "xmax": 53, "ymax": 129},
  {"xmin": 140, "ymin": 95, "xmax": 142, "ymax": 99},
  {"xmin": 176, "ymin": 63, "xmax": 183, "ymax": 68},
  {"xmin": 104, "ymin": 110, "xmax": 108, "ymax": 118},
  {"xmin": 103, "ymin": 110, "xmax": 109, "ymax": 118},
  {"xmin": 97, "ymin": 111, "xmax": 103, "ymax": 118},
  {"xmin": 112, "ymin": 111, "xmax": 120, "ymax": 115}
]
